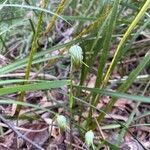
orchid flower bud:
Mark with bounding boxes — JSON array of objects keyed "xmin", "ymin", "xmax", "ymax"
[
  {"xmin": 56, "ymin": 115, "xmax": 67, "ymax": 131},
  {"xmin": 69, "ymin": 45, "xmax": 83, "ymax": 69},
  {"xmin": 85, "ymin": 130, "xmax": 94, "ymax": 147}
]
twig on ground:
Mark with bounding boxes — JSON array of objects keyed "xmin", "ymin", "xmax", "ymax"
[
  {"xmin": 0, "ymin": 114, "xmax": 44, "ymax": 150},
  {"xmin": 64, "ymin": 139, "xmax": 86, "ymax": 150},
  {"xmin": 94, "ymin": 117, "xmax": 110, "ymax": 150}
]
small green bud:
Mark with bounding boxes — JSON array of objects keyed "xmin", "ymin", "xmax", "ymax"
[
  {"xmin": 85, "ymin": 130, "xmax": 94, "ymax": 147},
  {"xmin": 56, "ymin": 115, "xmax": 67, "ymax": 131},
  {"xmin": 69, "ymin": 45, "xmax": 83, "ymax": 69}
]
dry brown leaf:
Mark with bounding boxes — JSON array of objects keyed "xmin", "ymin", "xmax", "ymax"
[
  {"xmin": 20, "ymin": 123, "xmax": 49, "ymax": 149},
  {"xmin": 0, "ymin": 132, "xmax": 15, "ymax": 149},
  {"xmin": 86, "ymin": 75, "xmax": 96, "ymax": 88},
  {"xmin": 121, "ymin": 140, "xmax": 144, "ymax": 150}
]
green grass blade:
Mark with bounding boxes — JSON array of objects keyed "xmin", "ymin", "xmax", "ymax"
[
  {"xmin": 0, "ymin": 79, "xmax": 53, "ymax": 85},
  {"xmin": 79, "ymin": 2, "xmax": 112, "ymax": 86},
  {"xmin": 95, "ymin": 0, "xmax": 119, "ymax": 87},
  {"xmin": 93, "ymin": 0, "xmax": 119, "ymax": 105},
  {"xmin": 0, "ymin": 79, "xmax": 33, "ymax": 85},
  {"xmin": 103, "ymin": 0, "xmax": 150, "ymax": 85},
  {"xmin": 0, "ymin": 4, "xmax": 71, "ymax": 25},
  {"xmin": 0, "ymin": 55, "xmax": 61, "ymax": 75},
  {"xmin": 75, "ymin": 86, "xmax": 150, "ymax": 103},
  {"xmin": 118, "ymin": 53, "xmax": 150, "ymax": 92},
  {"xmin": 0, "ymin": 80, "xmax": 70, "ymax": 96},
  {"xmin": 0, "ymin": 39, "xmax": 80, "ymax": 74},
  {"xmin": 94, "ymin": 51, "xmax": 150, "ymax": 128},
  {"xmin": 79, "ymin": 12, "xmax": 109, "ymax": 86}
]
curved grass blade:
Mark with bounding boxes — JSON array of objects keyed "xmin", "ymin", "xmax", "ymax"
[
  {"xmin": 103, "ymin": 0, "xmax": 150, "ymax": 86},
  {"xmin": 92, "ymin": 52, "xmax": 150, "ymax": 128},
  {"xmin": 0, "ymin": 79, "xmax": 53, "ymax": 85},
  {"xmin": 0, "ymin": 4, "xmax": 71, "ymax": 25}
]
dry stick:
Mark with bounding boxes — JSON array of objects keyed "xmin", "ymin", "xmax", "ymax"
[
  {"xmin": 64, "ymin": 140, "xmax": 86, "ymax": 150},
  {"xmin": 94, "ymin": 117, "xmax": 110, "ymax": 150},
  {"xmin": 0, "ymin": 114, "xmax": 44, "ymax": 150},
  {"xmin": 0, "ymin": 122, "xmax": 48, "ymax": 133}
]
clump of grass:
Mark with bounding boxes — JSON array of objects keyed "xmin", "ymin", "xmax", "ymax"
[{"xmin": 0, "ymin": 0, "xmax": 150, "ymax": 149}]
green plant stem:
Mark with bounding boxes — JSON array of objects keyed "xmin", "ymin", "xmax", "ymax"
[
  {"xmin": 69, "ymin": 59, "xmax": 73, "ymax": 150},
  {"xmin": 15, "ymin": 0, "xmax": 46, "ymax": 116}
]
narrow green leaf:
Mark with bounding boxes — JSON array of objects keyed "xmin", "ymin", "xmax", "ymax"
[
  {"xmin": 93, "ymin": 0, "xmax": 119, "ymax": 106},
  {"xmin": 0, "ymin": 80, "xmax": 70, "ymax": 96},
  {"xmin": 75, "ymin": 86, "xmax": 150, "ymax": 103},
  {"xmin": 92, "ymin": 52, "xmax": 150, "ymax": 129},
  {"xmin": 103, "ymin": 0, "xmax": 150, "ymax": 85},
  {"xmin": 0, "ymin": 4, "xmax": 71, "ymax": 25},
  {"xmin": 95, "ymin": 0, "xmax": 119, "ymax": 88}
]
